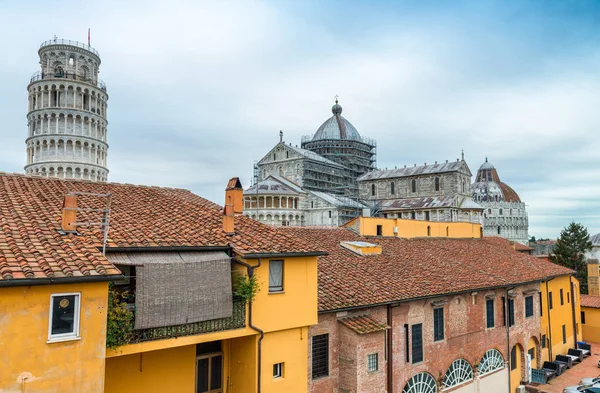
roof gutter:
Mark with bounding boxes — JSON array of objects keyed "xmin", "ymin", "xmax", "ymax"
[
  {"xmin": 0, "ymin": 274, "xmax": 123, "ymax": 288},
  {"xmin": 318, "ymin": 278, "xmax": 555, "ymax": 314},
  {"xmin": 242, "ymin": 251, "xmax": 327, "ymax": 259},
  {"xmin": 100, "ymin": 245, "xmax": 232, "ymax": 253}
]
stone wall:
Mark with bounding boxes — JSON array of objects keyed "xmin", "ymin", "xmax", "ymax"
[{"xmin": 359, "ymin": 172, "xmax": 472, "ymax": 201}]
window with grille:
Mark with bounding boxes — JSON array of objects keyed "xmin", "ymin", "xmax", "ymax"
[
  {"xmin": 562, "ymin": 324, "xmax": 566, "ymax": 344},
  {"xmin": 560, "ymin": 289, "xmax": 564, "ymax": 305},
  {"xmin": 402, "ymin": 372, "xmax": 437, "ymax": 393},
  {"xmin": 510, "ymin": 346, "xmax": 517, "ymax": 370},
  {"xmin": 443, "ymin": 358, "xmax": 473, "ymax": 389},
  {"xmin": 486, "ymin": 299, "xmax": 495, "ymax": 328},
  {"xmin": 312, "ymin": 334, "xmax": 329, "ymax": 379},
  {"xmin": 508, "ymin": 299, "xmax": 515, "ymax": 326},
  {"xmin": 582, "ymin": 311, "xmax": 586, "ymax": 324},
  {"xmin": 541, "ymin": 334, "xmax": 547, "ymax": 348},
  {"xmin": 525, "ymin": 296, "xmax": 534, "ymax": 318},
  {"xmin": 478, "ymin": 349, "xmax": 504, "ymax": 376},
  {"xmin": 367, "ymin": 353, "xmax": 379, "ymax": 372},
  {"xmin": 434, "ymin": 308, "xmax": 444, "ymax": 341},
  {"xmin": 269, "ymin": 260, "xmax": 284, "ymax": 293},
  {"xmin": 411, "ymin": 324, "xmax": 423, "ymax": 363}
]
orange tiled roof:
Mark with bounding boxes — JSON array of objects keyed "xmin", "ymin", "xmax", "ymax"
[
  {"xmin": 339, "ymin": 315, "xmax": 389, "ymax": 334},
  {"xmin": 581, "ymin": 295, "xmax": 600, "ymax": 309},
  {"xmin": 0, "ymin": 173, "xmax": 318, "ymax": 282},
  {"xmin": 281, "ymin": 227, "xmax": 574, "ymax": 312}
]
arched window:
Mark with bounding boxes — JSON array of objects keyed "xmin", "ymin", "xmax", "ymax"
[
  {"xmin": 443, "ymin": 359, "xmax": 473, "ymax": 389},
  {"xmin": 510, "ymin": 346, "xmax": 517, "ymax": 370},
  {"xmin": 411, "ymin": 179, "xmax": 416, "ymax": 193},
  {"xmin": 371, "ymin": 184, "xmax": 376, "ymax": 196},
  {"xmin": 273, "ymin": 153, "xmax": 276, "ymax": 160},
  {"xmin": 391, "ymin": 182, "xmax": 395, "ymax": 195},
  {"xmin": 488, "ymin": 208, "xmax": 492, "ymax": 214},
  {"xmin": 435, "ymin": 177, "xmax": 440, "ymax": 191},
  {"xmin": 499, "ymin": 209, "xmax": 503, "ymax": 215},
  {"xmin": 402, "ymin": 372, "xmax": 437, "ymax": 393},
  {"xmin": 478, "ymin": 349, "xmax": 504, "ymax": 376},
  {"xmin": 311, "ymin": 201, "xmax": 314, "ymax": 209},
  {"xmin": 286, "ymin": 151, "xmax": 289, "ymax": 158}
]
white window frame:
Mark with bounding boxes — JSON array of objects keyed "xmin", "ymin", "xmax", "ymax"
[
  {"xmin": 273, "ymin": 362, "xmax": 284, "ymax": 379},
  {"xmin": 48, "ymin": 292, "xmax": 81, "ymax": 342}
]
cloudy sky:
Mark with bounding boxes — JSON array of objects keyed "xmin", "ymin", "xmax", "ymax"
[{"xmin": 1, "ymin": 0, "xmax": 599, "ymax": 239}]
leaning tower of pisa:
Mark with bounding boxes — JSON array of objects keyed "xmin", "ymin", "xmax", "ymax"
[{"xmin": 25, "ymin": 37, "xmax": 109, "ymax": 181}]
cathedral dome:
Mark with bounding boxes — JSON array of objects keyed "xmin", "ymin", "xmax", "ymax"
[
  {"xmin": 312, "ymin": 101, "xmax": 362, "ymax": 142},
  {"xmin": 471, "ymin": 158, "xmax": 521, "ymax": 203}
]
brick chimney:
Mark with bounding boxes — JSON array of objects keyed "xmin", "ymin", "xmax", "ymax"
[
  {"xmin": 61, "ymin": 194, "xmax": 77, "ymax": 232},
  {"xmin": 223, "ymin": 177, "xmax": 243, "ymax": 235},
  {"xmin": 588, "ymin": 259, "xmax": 600, "ymax": 296},
  {"xmin": 225, "ymin": 177, "xmax": 243, "ymax": 214}
]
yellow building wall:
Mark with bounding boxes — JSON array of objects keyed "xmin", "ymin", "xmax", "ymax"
[
  {"xmin": 246, "ymin": 256, "xmax": 318, "ymax": 333},
  {"xmin": 105, "ymin": 345, "xmax": 196, "ymax": 393},
  {"xmin": 345, "ymin": 216, "xmax": 482, "ymax": 239},
  {"xmin": 106, "ymin": 255, "xmax": 318, "ymax": 393},
  {"xmin": 581, "ymin": 306, "xmax": 600, "ymax": 343},
  {"xmin": 540, "ymin": 276, "xmax": 580, "ymax": 362},
  {"xmin": 229, "ymin": 335, "xmax": 257, "ymax": 393},
  {"xmin": 261, "ymin": 327, "xmax": 309, "ymax": 393},
  {"xmin": 0, "ymin": 281, "xmax": 108, "ymax": 393}
]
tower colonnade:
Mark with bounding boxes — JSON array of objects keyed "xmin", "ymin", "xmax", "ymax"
[{"xmin": 24, "ymin": 37, "xmax": 109, "ymax": 181}]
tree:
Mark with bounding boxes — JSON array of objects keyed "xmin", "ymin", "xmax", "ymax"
[{"xmin": 550, "ymin": 222, "xmax": 593, "ymax": 293}]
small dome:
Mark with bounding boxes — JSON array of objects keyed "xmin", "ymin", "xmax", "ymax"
[
  {"xmin": 332, "ymin": 103, "xmax": 342, "ymax": 115},
  {"xmin": 479, "ymin": 157, "xmax": 495, "ymax": 170},
  {"xmin": 312, "ymin": 100, "xmax": 362, "ymax": 142},
  {"xmin": 472, "ymin": 158, "xmax": 521, "ymax": 203}
]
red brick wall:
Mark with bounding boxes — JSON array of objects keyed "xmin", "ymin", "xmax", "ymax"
[{"xmin": 308, "ymin": 283, "xmax": 542, "ymax": 393}]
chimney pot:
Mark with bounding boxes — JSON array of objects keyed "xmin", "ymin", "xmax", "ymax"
[
  {"xmin": 61, "ymin": 194, "xmax": 77, "ymax": 232},
  {"xmin": 225, "ymin": 177, "xmax": 244, "ymax": 214}
]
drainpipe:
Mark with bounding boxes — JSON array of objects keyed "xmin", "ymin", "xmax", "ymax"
[
  {"xmin": 233, "ymin": 257, "xmax": 264, "ymax": 393},
  {"xmin": 545, "ymin": 278, "xmax": 554, "ymax": 362},
  {"xmin": 387, "ymin": 304, "xmax": 393, "ymax": 393},
  {"xmin": 570, "ymin": 277, "xmax": 578, "ymax": 348},
  {"xmin": 506, "ymin": 286, "xmax": 515, "ymax": 393}
]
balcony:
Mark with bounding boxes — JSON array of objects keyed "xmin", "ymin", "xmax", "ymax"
[
  {"xmin": 129, "ymin": 298, "xmax": 246, "ymax": 343},
  {"xmin": 30, "ymin": 70, "xmax": 107, "ymax": 91},
  {"xmin": 108, "ymin": 290, "xmax": 246, "ymax": 348},
  {"xmin": 40, "ymin": 38, "xmax": 100, "ymax": 57}
]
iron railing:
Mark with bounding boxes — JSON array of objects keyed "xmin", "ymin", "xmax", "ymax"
[
  {"xmin": 40, "ymin": 39, "xmax": 100, "ymax": 57},
  {"xmin": 128, "ymin": 298, "xmax": 246, "ymax": 344},
  {"xmin": 30, "ymin": 71, "xmax": 106, "ymax": 91}
]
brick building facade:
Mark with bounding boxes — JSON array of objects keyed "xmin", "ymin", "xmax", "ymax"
[{"xmin": 283, "ymin": 226, "xmax": 575, "ymax": 393}]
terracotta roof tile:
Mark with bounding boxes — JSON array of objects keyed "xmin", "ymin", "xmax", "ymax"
[
  {"xmin": 581, "ymin": 295, "xmax": 600, "ymax": 309},
  {"xmin": 339, "ymin": 315, "xmax": 389, "ymax": 335},
  {"xmin": 280, "ymin": 227, "xmax": 574, "ymax": 312},
  {"xmin": 0, "ymin": 173, "xmax": 318, "ymax": 283}
]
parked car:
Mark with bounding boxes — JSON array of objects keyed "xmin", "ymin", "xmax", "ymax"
[
  {"xmin": 580, "ymin": 377, "xmax": 600, "ymax": 386},
  {"xmin": 544, "ymin": 361, "xmax": 567, "ymax": 377},
  {"xmin": 578, "ymin": 342, "xmax": 593, "ymax": 358},
  {"xmin": 563, "ymin": 385, "xmax": 600, "ymax": 393},
  {"xmin": 556, "ymin": 354, "xmax": 575, "ymax": 369},
  {"xmin": 569, "ymin": 348, "xmax": 585, "ymax": 362}
]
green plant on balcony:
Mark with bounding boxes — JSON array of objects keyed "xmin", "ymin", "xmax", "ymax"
[
  {"xmin": 106, "ymin": 283, "xmax": 134, "ymax": 350},
  {"xmin": 232, "ymin": 272, "xmax": 260, "ymax": 303}
]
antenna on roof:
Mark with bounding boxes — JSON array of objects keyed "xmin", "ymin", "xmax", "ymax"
[{"xmin": 63, "ymin": 191, "xmax": 112, "ymax": 255}]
